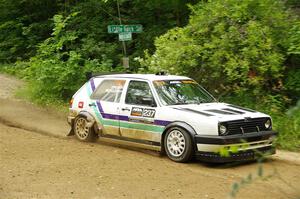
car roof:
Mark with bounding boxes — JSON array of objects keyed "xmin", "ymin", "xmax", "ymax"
[{"xmin": 94, "ymin": 74, "xmax": 191, "ymax": 81}]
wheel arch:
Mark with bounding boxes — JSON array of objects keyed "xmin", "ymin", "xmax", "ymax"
[
  {"xmin": 73, "ymin": 111, "xmax": 101, "ymax": 135},
  {"xmin": 161, "ymin": 121, "xmax": 197, "ymax": 153}
]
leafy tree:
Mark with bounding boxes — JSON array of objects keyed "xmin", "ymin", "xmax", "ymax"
[
  {"xmin": 0, "ymin": 0, "xmax": 60, "ymax": 62},
  {"xmin": 26, "ymin": 13, "xmax": 117, "ymax": 100},
  {"xmin": 284, "ymin": 21, "xmax": 300, "ymax": 104},
  {"xmin": 0, "ymin": 0, "xmax": 197, "ymax": 68},
  {"xmin": 139, "ymin": 0, "xmax": 298, "ymax": 108}
]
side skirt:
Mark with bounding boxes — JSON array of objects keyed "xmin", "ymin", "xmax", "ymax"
[{"xmin": 99, "ymin": 134, "xmax": 161, "ymax": 151}]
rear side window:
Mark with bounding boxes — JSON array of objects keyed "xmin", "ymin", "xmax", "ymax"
[{"xmin": 91, "ymin": 79, "xmax": 125, "ymax": 102}]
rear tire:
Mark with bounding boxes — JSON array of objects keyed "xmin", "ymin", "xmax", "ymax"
[
  {"xmin": 74, "ymin": 116, "xmax": 96, "ymax": 142},
  {"xmin": 164, "ymin": 127, "xmax": 193, "ymax": 163}
]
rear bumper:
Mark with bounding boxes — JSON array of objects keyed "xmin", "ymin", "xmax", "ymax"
[{"xmin": 194, "ymin": 131, "xmax": 277, "ymax": 163}]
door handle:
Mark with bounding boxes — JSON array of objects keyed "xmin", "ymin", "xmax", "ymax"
[
  {"xmin": 121, "ymin": 107, "xmax": 131, "ymax": 111},
  {"xmin": 89, "ymin": 103, "xmax": 96, "ymax": 107}
]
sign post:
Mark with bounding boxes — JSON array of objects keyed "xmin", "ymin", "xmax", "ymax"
[
  {"xmin": 107, "ymin": 24, "xmax": 143, "ymax": 68},
  {"xmin": 122, "ymin": 57, "xmax": 129, "ymax": 68}
]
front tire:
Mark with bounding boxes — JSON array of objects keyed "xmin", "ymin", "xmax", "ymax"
[
  {"xmin": 74, "ymin": 116, "xmax": 96, "ymax": 142},
  {"xmin": 164, "ymin": 127, "xmax": 193, "ymax": 162}
]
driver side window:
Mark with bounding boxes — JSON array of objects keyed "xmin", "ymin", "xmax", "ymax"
[{"xmin": 125, "ymin": 81, "xmax": 156, "ymax": 107}]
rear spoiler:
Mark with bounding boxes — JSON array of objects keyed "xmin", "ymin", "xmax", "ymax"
[{"xmin": 85, "ymin": 71, "xmax": 131, "ymax": 80}]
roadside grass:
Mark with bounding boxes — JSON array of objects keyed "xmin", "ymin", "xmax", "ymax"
[
  {"xmin": 271, "ymin": 103, "xmax": 300, "ymax": 152},
  {"xmin": 14, "ymin": 82, "xmax": 69, "ymax": 114},
  {"xmin": 0, "ymin": 62, "xmax": 28, "ymax": 78},
  {"xmin": 1, "ymin": 64, "xmax": 69, "ymax": 114}
]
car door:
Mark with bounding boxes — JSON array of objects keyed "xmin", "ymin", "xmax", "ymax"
[
  {"xmin": 119, "ymin": 80, "xmax": 161, "ymax": 144},
  {"xmin": 89, "ymin": 79, "xmax": 126, "ymax": 136}
]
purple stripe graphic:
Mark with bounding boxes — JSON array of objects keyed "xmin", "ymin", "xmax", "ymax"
[
  {"xmin": 89, "ymin": 79, "xmax": 170, "ymax": 127},
  {"xmin": 119, "ymin": 115, "xmax": 130, "ymax": 121},
  {"xmin": 90, "ymin": 79, "xmax": 104, "ymax": 113},
  {"xmin": 154, "ymin": 120, "xmax": 171, "ymax": 126},
  {"xmin": 90, "ymin": 78, "xmax": 96, "ymax": 91},
  {"xmin": 96, "ymin": 101, "xmax": 104, "ymax": 114},
  {"xmin": 102, "ymin": 113, "xmax": 129, "ymax": 121}
]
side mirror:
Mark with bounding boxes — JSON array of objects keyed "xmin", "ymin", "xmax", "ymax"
[{"xmin": 142, "ymin": 97, "xmax": 156, "ymax": 107}]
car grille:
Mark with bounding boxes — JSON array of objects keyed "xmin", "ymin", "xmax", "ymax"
[{"xmin": 223, "ymin": 117, "xmax": 269, "ymax": 135}]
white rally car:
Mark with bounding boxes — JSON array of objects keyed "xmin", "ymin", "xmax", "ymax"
[{"xmin": 67, "ymin": 73, "xmax": 277, "ymax": 163}]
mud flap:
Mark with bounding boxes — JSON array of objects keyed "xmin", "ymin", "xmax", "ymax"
[{"xmin": 67, "ymin": 128, "xmax": 74, "ymax": 136}]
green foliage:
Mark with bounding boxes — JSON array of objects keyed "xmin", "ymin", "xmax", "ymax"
[
  {"xmin": 285, "ymin": 21, "xmax": 300, "ymax": 104},
  {"xmin": 284, "ymin": 68, "xmax": 300, "ymax": 103},
  {"xmin": 0, "ymin": 20, "xmax": 25, "ymax": 62},
  {"xmin": 0, "ymin": 0, "xmax": 60, "ymax": 63},
  {"xmin": 272, "ymin": 101, "xmax": 300, "ymax": 151},
  {"xmin": 140, "ymin": 0, "xmax": 297, "ymax": 99},
  {"xmin": 25, "ymin": 13, "xmax": 119, "ymax": 100},
  {"xmin": 0, "ymin": 62, "xmax": 29, "ymax": 78},
  {"xmin": 287, "ymin": 22, "xmax": 300, "ymax": 55},
  {"xmin": 0, "ymin": 0, "xmax": 196, "ymax": 67}
]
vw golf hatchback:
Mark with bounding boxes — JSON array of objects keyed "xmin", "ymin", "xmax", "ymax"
[{"xmin": 68, "ymin": 74, "xmax": 277, "ymax": 163}]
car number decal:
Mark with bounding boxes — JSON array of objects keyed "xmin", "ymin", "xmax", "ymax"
[
  {"xmin": 131, "ymin": 107, "xmax": 156, "ymax": 118},
  {"xmin": 142, "ymin": 109, "xmax": 156, "ymax": 118}
]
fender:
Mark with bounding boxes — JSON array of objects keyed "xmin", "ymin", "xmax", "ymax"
[
  {"xmin": 78, "ymin": 111, "xmax": 96, "ymax": 128},
  {"xmin": 162, "ymin": 121, "xmax": 197, "ymax": 150},
  {"xmin": 67, "ymin": 111, "xmax": 100, "ymax": 136}
]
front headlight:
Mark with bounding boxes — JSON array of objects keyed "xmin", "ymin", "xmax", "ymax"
[
  {"xmin": 219, "ymin": 124, "xmax": 228, "ymax": 135},
  {"xmin": 265, "ymin": 119, "xmax": 272, "ymax": 129}
]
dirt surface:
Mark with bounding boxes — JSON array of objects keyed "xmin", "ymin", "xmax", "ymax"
[
  {"xmin": 0, "ymin": 73, "xmax": 300, "ymax": 199},
  {"xmin": 0, "ymin": 74, "xmax": 23, "ymax": 99}
]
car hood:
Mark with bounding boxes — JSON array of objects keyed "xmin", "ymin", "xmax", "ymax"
[{"xmin": 169, "ymin": 102, "xmax": 270, "ymax": 122}]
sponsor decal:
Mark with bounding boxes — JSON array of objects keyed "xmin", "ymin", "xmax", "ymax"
[
  {"xmin": 169, "ymin": 80, "xmax": 181, "ymax": 84},
  {"xmin": 131, "ymin": 107, "xmax": 143, "ymax": 116},
  {"xmin": 181, "ymin": 80, "xmax": 197, "ymax": 84},
  {"xmin": 153, "ymin": 80, "xmax": 166, "ymax": 86},
  {"xmin": 154, "ymin": 79, "xmax": 197, "ymax": 86},
  {"xmin": 129, "ymin": 118, "xmax": 154, "ymax": 124},
  {"xmin": 131, "ymin": 107, "xmax": 156, "ymax": 118}
]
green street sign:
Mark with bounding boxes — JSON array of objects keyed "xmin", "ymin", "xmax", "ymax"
[
  {"xmin": 119, "ymin": 32, "xmax": 132, "ymax": 41},
  {"xmin": 108, "ymin": 24, "xmax": 143, "ymax": 33}
]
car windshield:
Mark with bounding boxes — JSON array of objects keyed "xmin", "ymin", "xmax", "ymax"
[{"xmin": 153, "ymin": 80, "xmax": 216, "ymax": 106}]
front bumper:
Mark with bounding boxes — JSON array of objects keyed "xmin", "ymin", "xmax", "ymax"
[{"xmin": 194, "ymin": 131, "xmax": 277, "ymax": 163}]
